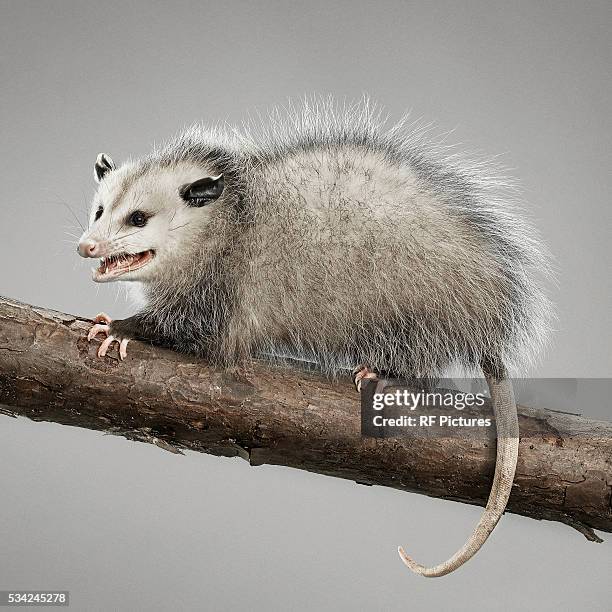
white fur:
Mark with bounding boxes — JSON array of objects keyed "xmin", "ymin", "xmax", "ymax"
[{"xmin": 81, "ymin": 98, "xmax": 553, "ymax": 377}]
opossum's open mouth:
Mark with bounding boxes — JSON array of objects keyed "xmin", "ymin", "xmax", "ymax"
[{"xmin": 93, "ymin": 250, "xmax": 155, "ymax": 282}]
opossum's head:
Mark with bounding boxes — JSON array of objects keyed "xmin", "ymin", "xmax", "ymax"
[{"xmin": 77, "ymin": 153, "xmax": 225, "ymax": 283}]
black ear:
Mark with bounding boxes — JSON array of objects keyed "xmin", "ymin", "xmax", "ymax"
[
  {"xmin": 94, "ymin": 153, "xmax": 116, "ymax": 183},
  {"xmin": 179, "ymin": 174, "xmax": 224, "ymax": 207}
]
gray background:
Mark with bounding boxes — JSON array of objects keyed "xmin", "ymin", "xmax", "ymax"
[{"xmin": 1, "ymin": 1, "xmax": 610, "ymax": 610}]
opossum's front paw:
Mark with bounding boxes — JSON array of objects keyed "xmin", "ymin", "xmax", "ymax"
[
  {"xmin": 87, "ymin": 313, "xmax": 130, "ymax": 360},
  {"xmin": 352, "ymin": 364, "xmax": 379, "ymax": 392},
  {"xmin": 93, "ymin": 312, "xmax": 112, "ymax": 325}
]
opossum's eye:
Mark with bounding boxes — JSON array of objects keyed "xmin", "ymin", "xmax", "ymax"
[
  {"xmin": 179, "ymin": 174, "xmax": 224, "ymax": 207},
  {"xmin": 129, "ymin": 210, "xmax": 148, "ymax": 227},
  {"xmin": 94, "ymin": 206, "xmax": 103, "ymax": 221}
]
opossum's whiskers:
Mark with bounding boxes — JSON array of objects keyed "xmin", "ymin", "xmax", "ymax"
[
  {"xmin": 115, "ymin": 228, "xmax": 144, "ymax": 241},
  {"xmin": 169, "ymin": 222, "xmax": 190, "ymax": 232},
  {"xmin": 105, "ymin": 204, "xmax": 116, "ymax": 240},
  {"xmin": 58, "ymin": 201, "xmax": 86, "ymax": 232}
]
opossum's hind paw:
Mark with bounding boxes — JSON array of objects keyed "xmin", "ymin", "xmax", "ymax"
[
  {"xmin": 351, "ymin": 364, "xmax": 379, "ymax": 392},
  {"xmin": 87, "ymin": 316, "xmax": 130, "ymax": 360}
]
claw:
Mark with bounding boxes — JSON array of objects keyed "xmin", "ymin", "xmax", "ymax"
[
  {"xmin": 352, "ymin": 364, "xmax": 379, "ymax": 392},
  {"xmin": 98, "ymin": 335, "xmax": 116, "ymax": 357},
  {"xmin": 87, "ymin": 323, "xmax": 110, "ymax": 341},
  {"xmin": 119, "ymin": 338, "xmax": 130, "ymax": 360}
]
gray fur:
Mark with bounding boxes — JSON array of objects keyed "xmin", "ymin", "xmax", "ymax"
[{"xmin": 102, "ymin": 98, "xmax": 551, "ymax": 381}]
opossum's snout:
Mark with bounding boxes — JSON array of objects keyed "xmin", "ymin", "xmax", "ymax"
[
  {"xmin": 77, "ymin": 239, "xmax": 103, "ymax": 258},
  {"xmin": 77, "ymin": 234, "xmax": 158, "ymax": 282},
  {"xmin": 93, "ymin": 250, "xmax": 156, "ymax": 283}
]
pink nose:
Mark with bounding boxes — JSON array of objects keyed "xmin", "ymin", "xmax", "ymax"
[{"xmin": 77, "ymin": 240, "xmax": 101, "ymax": 258}]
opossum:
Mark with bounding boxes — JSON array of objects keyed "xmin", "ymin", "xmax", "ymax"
[{"xmin": 77, "ymin": 99, "xmax": 552, "ymax": 577}]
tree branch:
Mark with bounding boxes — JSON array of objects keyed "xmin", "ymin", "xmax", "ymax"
[{"xmin": 0, "ymin": 296, "xmax": 610, "ymax": 541}]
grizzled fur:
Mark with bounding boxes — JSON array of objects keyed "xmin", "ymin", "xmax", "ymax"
[{"xmin": 90, "ymin": 98, "xmax": 552, "ymax": 379}]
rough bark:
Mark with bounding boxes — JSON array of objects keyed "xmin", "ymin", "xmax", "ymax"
[{"xmin": 0, "ymin": 296, "xmax": 610, "ymax": 541}]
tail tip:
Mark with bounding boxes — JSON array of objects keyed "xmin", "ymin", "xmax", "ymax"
[
  {"xmin": 398, "ymin": 546, "xmax": 418, "ymax": 571},
  {"xmin": 398, "ymin": 546, "xmax": 438, "ymax": 578}
]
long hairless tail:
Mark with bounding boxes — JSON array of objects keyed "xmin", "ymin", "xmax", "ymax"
[{"xmin": 398, "ymin": 364, "xmax": 519, "ymax": 577}]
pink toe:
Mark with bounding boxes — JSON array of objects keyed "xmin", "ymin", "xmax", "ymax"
[
  {"xmin": 94, "ymin": 312, "xmax": 113, "ymax": 324},
  {"xmin": 119, "ymin": 338, "xmax": 129, "ymax": 360},
  {"xmin": 97, "ymin": 335, "xmax": 115, "ymax": 357}
]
